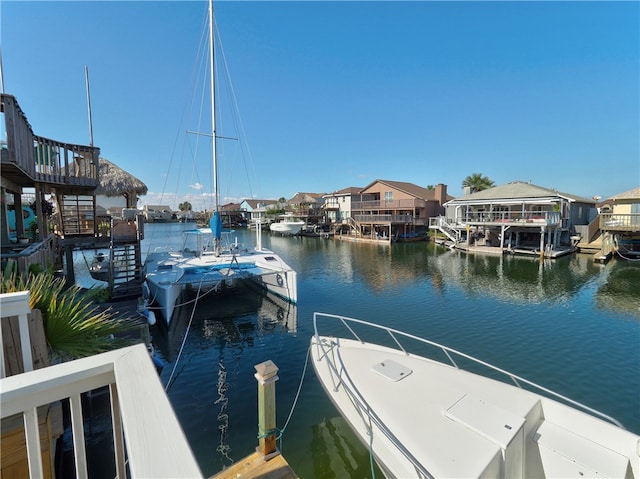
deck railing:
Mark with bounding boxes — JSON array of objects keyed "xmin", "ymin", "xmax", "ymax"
[
  {"xmin": 431, "ymin": 210, "xmax": 562, "ymax": 227},
  {"xmin": 352, "ymin": 198, "xmax": 425, "ymax": 210},
  {"xmin": 0, "ymin": 290, "xmax": 202, "ymax": 478},
  {"xmin": 600, "ymin": 213, "xmax": 640, "ymax": 231},
  {"xmin": 0, "ymin": 234, "xmax": 57, "ymax": 276},
  {"xmin": 1, "ymin": 93, "xmax": 99, "ymax": 187}
]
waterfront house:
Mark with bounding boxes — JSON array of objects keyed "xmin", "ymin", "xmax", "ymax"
[
  {"xmin": 322, "ymin": 187, "xmax": 363, "ymax": 226},
  {"xmin": 142, "ymin": 205, "xmax": 173, "ymax": 222},
  {"xmin": 348, "ymin": 180, "xmax": 450, "ymax": 242},
  {"xmin": 286, "ymin": 192, "xmax": 325, "ymax": 215},
  {"xmin": 240, "ymin": 199, "xmax": 278, "ymax": 226},
  {"xmin": 599, "ymin": 187, "xmax": 640, "ymax": 259},
  {"xmin": 430, "ymin": 181, "xmax": 597, "ymax": 258},
  {"xmin": 1, "ymin": 93, "xmax": 99, "ymax": 273}
]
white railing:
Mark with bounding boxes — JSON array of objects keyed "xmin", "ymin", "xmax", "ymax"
[
  {"xmin": 0, "ymin": 344, "xmax": 202, "ymax": 478},
  {"xmin": 0, "ymin": 291, "xmax": 33, "ymax": 378},
  {"xmin": 312, "ymin": 312, "xmax": 625, "ymax": 429}
]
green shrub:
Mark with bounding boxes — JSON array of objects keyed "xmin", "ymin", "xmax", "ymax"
[{"xmin": 1, "ymin": 267, "xmax": 139, "ymax": 361}]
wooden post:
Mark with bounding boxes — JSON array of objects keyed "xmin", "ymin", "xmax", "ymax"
[{"xmin": 254, "ymin": 360, "xmax": 279, "ymax": 459}]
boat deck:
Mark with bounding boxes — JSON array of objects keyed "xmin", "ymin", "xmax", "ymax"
[{"xmin": 312, "ymin": 335, "xmax": 639, "ymax": 478}]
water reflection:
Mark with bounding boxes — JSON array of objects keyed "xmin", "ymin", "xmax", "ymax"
[
  {"xmin": 430, "ymin": 250, "xmax": 603, "ymax": 304},
  {"xmin": 153, "ymin": 282, "xmax": 298, "ymax": 361},
  {"xmin": 595, "ymin": 261, "xmax": 640, "ymax": 317}
]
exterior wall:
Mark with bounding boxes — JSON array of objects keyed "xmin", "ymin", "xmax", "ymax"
[{"xmin": 363, "ymin": 184, "xmax": 415, "ymax": 201}]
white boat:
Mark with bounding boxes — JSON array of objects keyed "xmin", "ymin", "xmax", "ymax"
[
  {"xmin": 311, "ymin": 312, "xmax": 639, "ymax": 479},
  {"xmin": 143, "ymin": 1, "xmax": 297, "ymax": 325},
  {"xmin": 269, "ymin": 214, "xmax": 305, "ymax": 235}
]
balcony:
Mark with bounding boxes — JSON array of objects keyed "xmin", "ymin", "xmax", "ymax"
[
  {"xmin": 1, "ymin": 94, "xmax": 99, "ymax": 189},
  {"xmin": 0, "ymin": 291, "xmax": 202, "ymax": 478},
  {"xmin": 600, "ymin": 213, "xmax": 640, "ymax": 232},
  {"xmin": 352, "ymin": 198, "xmax": 425, "ymax": 210}
]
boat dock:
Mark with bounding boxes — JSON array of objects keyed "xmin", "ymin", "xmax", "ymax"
[
  {"xmin": 210, "ymin": 451, "xmax": 297, "ymax": 479},
  {"xmin": 210, "ymin": 360, "xmax": 298, "ymax": 479}
]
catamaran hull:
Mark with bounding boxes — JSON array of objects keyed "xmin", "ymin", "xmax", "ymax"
[{"xmin": 143, "ymin": 247, "xmax": 297, "ymax": 325}]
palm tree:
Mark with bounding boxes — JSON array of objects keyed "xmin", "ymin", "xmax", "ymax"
[
  {"xmin": 462, "ymin": 173, "xmax": 495, "ymax": 193},
  {"xmin": 1, "ymin": 265, "xmax": 138, "ymax": 361}
]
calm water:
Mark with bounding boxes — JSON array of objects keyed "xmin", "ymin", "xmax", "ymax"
[{"xmin": 74, "ymin": 223, "xmax": 640, "ymax": 478}]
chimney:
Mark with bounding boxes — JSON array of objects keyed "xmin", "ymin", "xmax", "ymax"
[{"xmin": 435, "ymin": 184, "xmax": 447, "ymax": 206}]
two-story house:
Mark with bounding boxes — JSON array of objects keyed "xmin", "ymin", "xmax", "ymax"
[
  {"xmin": 349, "ymin": 180, "xmax": 450, "ymax": 242},
  {"xmin": 599, "ymin": 187, "xmax": 640, "ymax": 260},
  {"xmin": 322, "ymin": 187, "xmax": 363, "ymax": 225}
]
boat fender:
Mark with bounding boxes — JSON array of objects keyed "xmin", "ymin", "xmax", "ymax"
[
  {"xmin": 146, "ymin": 310, "xmax": 156, "ymax": 326},
  {"xmin": 276, "ymin": 273, "xmax": 284, "ymax": 287}
]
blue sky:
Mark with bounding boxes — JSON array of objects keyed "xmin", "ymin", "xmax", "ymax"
[{"xmin": 2, "ymin": 1, "xmax": 638, "ymax": 210}]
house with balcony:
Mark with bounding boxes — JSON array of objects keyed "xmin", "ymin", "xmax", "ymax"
[
  {"xmin": 1, "ymin": 93, "xmax": 145, "ymax": 296},
  {"xmin": 322, "ymin": 187, "xmax": 362, "ymax": 226},
  {"xmin": 240, "ymin": 199, "xmax": 279, "ymax": 226},
  {"xmin": 598, "ymin": 187, "xmax": 640, "ymax": 260},
  {"xmin": 429, "ymin": 181, "xmax": 597, "ymax": 258},
  {"xmin": 347, "ymin": 180, "xmax": 450, "ymax": 243}
]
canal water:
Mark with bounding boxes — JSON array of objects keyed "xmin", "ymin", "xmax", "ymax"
[{"xmin": 74, "ymin": 222, "xmax": 640, "ymax": 478}]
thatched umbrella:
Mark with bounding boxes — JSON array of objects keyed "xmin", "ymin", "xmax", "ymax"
[{"xmin": 95, "ymin": 157, "xmax": 148, "ymax": 208}]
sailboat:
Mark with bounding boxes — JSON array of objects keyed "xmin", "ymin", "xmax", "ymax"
[{"xmin": 143, "ymin": 1, "xmax": 297, "ymax": 325}]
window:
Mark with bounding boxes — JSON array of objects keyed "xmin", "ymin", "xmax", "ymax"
[{"xmin": 384, "ymin": 191, "xmax": 393, "ymax": 202}]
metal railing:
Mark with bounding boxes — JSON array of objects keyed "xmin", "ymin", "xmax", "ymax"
[
  {"xmin": 0, "ymin": 290, "xmax": 202, "ymax": 478},
  {"xmin": 312, "ymin": 312, "xmax": 625, "ymax": 428}
]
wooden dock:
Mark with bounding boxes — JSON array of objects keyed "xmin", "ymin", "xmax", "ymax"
[
  {"xmin": 210, "ymin": 360, "xmax": 298, "ymax": 479},
  {"xmin": 210, "ymin": 451, "xmax": 297, "ymax": 479}
]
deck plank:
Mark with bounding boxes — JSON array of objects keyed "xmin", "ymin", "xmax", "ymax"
[{"xmin": 210, "ymin": 451, "xmax": 298, "ymax": 479}]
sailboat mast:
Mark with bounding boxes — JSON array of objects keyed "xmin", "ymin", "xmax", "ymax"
[
  {"xmin": 208, "ymin": 0, "xmax": 219, "ymax": 213},
  {"xmin": 85, "ymin": 65, "xmax": 94, "ymax": 146}
]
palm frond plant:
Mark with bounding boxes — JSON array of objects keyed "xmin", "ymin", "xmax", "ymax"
[{"xmin": 1, "ymin": 265, "xmax": 139, "ymax": 362}]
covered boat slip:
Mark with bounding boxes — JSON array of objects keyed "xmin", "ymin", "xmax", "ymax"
[{"xmin": 311, "ymin": 314, "xmax": 639, "ymax": 479}]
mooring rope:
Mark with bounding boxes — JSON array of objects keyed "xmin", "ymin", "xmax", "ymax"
[{"xmin": 261, "ymin": 344, "xmax": 311, "ymax": 453}]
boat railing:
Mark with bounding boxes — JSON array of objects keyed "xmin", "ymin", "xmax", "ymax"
[
  {"xmin": 313, "ymin": 313, "xmax": 434, "ymax": 478},
  {"xmin": 1, "ymin": 344, "xmax": 202, "ymax": 478},
  {"xmin": 312, "ymin": 312, "xmax": 625, "ymax": 429}
]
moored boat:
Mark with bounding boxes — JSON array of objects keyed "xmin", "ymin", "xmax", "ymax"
[
  {"xmin": 269, "ymin": 214, "xmax": 305, "ymax": 235},
  {"xmin": 311, "ymin": 312, "xmax": 640, "ymax": 478},
  {"xmin": 142, "ymin": 0, "xmax": 297, "ymax": 325}
]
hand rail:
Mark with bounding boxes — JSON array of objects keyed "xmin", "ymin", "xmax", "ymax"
[
  {"xmin": 312, "ymin": 312, "xmax": 625, "ymax": 428},
  {"xmin": 0, "ymin": 344, "xmax": 202, "ymax": 478}
]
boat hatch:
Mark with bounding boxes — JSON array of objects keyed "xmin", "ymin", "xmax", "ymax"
[
  {"xmin": 264, "ymin": 256, "xmax": 277, "ymax": 261},
  {"xmin": 445, "ymin": 394, "xmax": 525, "ymax": 449},
  {"xmin": 372, "ymin": 359, "xmax": 412, "ymax": 382},
  {"xmin": 158, "ymin": 264, "xmax": 173, "ymax": 270}
]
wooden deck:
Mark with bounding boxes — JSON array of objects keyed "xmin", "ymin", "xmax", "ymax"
[{"xmin": 210, "ymin": 451, "xmax": 298, "ymax": 479}]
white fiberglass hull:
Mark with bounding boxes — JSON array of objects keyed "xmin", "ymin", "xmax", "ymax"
[
  {"xmin": 269, "ymin": 221, "xmax": 304, "ymax": 235},
  {"xmin": 144, "ymin": 248, "xmax": 297, "ymax": 325},
  {"xmin": 311, "ymin": 315, "xmax": 639, "ymax": 479}
]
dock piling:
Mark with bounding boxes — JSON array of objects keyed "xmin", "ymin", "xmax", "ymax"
[{"xmin": 254, "ymin": 360, "xmax": 280, "ymax": 459}]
